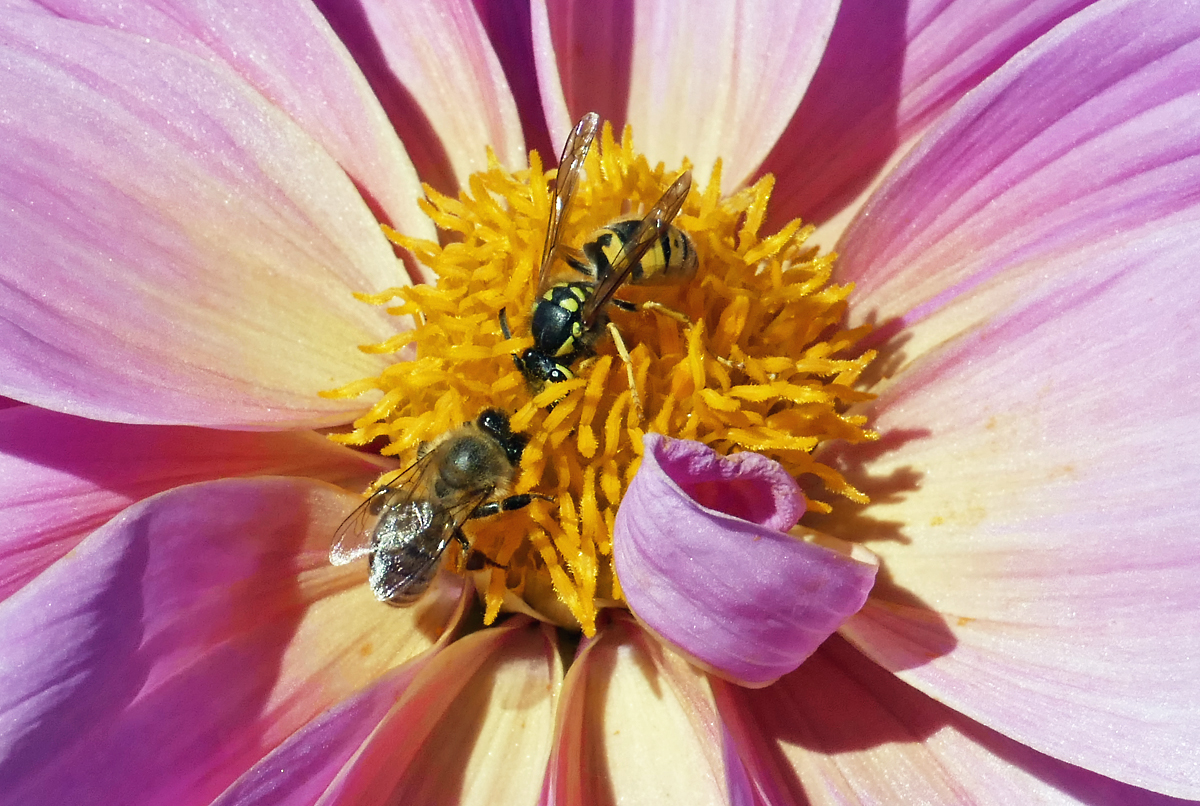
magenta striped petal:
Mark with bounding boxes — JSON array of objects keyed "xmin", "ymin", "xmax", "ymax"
[
  {"xmin": 212, "ymin": 645, "xmax": 448, "ymax": 806},
  {"xmin": 715, "ymin": 636, "xmax": 1185, "ymax": 805},
  {"xmin": 0, "ymin": 15, "xmax": 401, "ymax": 428},
  {"xmin": 316, "ymin": 0, "xmax": 526, "ymax": 190},
  {"xmin": 0, "ymin": 478, "xmax": 467, "ymax": 806},
  {"xmin": 762, "ymin": 0, "xmax": 1096, "ymax": 230},
  {"xmin": 533, "ymin": 0, "xmax": 839, "ymax": 189},
  {"xmin": 614, "ymin": 434, "xmax": 878, "ymax": 687},
  {"xmin": 319, "ymin": 617, "xmax": 561, "ymax": 806},
  {"xmin": 836, "ymin": 0, "xmax": 1200, "ymax": 331},
  {"xmin": 0, "ymin": 405, "xmax": 391, "ymax": 601},
  {"xmin": 833, "ymin": 218, "xmax": 1200, "ymax": 798},
  {"xmin": 544, "ymin": 612, "xmax": 742, "ymax": 805}
]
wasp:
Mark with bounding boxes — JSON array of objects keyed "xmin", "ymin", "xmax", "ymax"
[
  {"xmin": 500, "ymin": 112, "xmax": 698, "ymax": 410},
  {"xmin": 329, "ymin": 409, "xmax": 548, "ymax": 605}
]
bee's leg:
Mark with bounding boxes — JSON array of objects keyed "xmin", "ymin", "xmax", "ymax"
[
  {"xmin": 606, "ymin": 321, "xmax": 643, "ymax": 418},
  {"xmin": 715, "ymin": 353, "xmax": 744, "ymax": 373},
  {"xmin": 462, "ymin": 493, "xmax": 554, "ymax": 571},
  {"xmin": 451, "ymin": 526, "xmax": 510, "ymax": 573},
  {"xmin": 452, "ymin": 527, "xmax": 471, "ymax": 553},
  {"xmin": 469, "ymin": 492, "xmax": 555, "ymax": 519}
]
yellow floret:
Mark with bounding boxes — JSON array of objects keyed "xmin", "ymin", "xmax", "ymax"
[{"xmin": 324, "ymin": 123, "xmax": 877, "ymax": 635}]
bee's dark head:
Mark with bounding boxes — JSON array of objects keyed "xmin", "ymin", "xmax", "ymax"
[{"xmin": 477, "ymin": 408, "xmax": 528, "ymax": 465}]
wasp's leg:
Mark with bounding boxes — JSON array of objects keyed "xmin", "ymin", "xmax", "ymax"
[
  {"xmin": 607, "ymin": 321, "xmax": 643, "ymax": 419},
  {"xmin": 623, "ymin": 301, "xmax": 742, "ymax": 372},
  {"xmin": 639, "ymin": 300, "xmax": 691, "ymax": 325}
]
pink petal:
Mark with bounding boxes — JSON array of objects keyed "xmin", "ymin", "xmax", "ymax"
[
  {"xmin": 836, "ymin": 0, "xmax": 1200, "ymax": 331},
  {"xmin": 614, "ymin": 434, "xmax": 878, "ymax": 687},
  {"xmin": 317, "ymin": 0, "xmax": 526, "ymax": 190},
  {"xmin": 322, "ymin": 617, "xmax": 561, "ymax": 806},
  {"xmin": 545, "ymin": 612, "xmax": 740, "ymax": 805},
  {"xmin": 473, "ymin": 1, "xmax": 555, "ymax": 160},
  {"xmin": 29, "ymin": 0, "xmax": 433, "ymax": 242},
  {"xmin": 530, "ymin": 0, "xmax": 637, "ymax": 143},
  {"xmin": 716, "ymin": 636, "xmax": 1188, "ymax": 805},
  {"xmin": 533, "ymin": 0, "xmax": 839, "ymax": 188},
  {"xmin": 0, "ymin": 405, "xmax": 391, "ymax": 601},
  {"xmin": 762, "ymin": 0, "xmax": 1096, "ymax": 230},
  {"xmin": 211, "ymin": 661, "xmax": 429, "ymax": 806},
  {"xmin": 804, "ymin": 5, "xmax": 1200, "ymax": 794},
  {"xmin": 528, "ymin": 0, "xmax": 573, "ymax": 147},
  {"xmin": 0, "ymin": 478, "xmax": 467, "ymax": 806},
  {"xmin": 629, "ymin": 0, "xmax": 841, "ymax": 188},
  {"xmin": 0, "ymin": 14, "xmax": 401, "ymax": 428},
  {"xmin": 826, "ymin": 222, "xmax": 1200, "ymax": 797}
]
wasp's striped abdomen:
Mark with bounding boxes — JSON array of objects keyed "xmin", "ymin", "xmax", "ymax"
[{"xmin": 581, "ymin": 218, "xmax": 698, "ymax": 286}]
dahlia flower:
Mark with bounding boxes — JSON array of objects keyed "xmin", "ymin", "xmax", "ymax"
[{"xmin": 1, "ymin": 0, "xmax": 1196, "ymax": 804}]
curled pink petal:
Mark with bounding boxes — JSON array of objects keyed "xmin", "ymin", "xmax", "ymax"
[
  {"xmin": 0, "ymin": 15, "xmax": 400, "ymax": 428},
  {"xmin": 0, "ymin": 478, "xmax": 465, "ymax": 806},
  {"xmin": 614, "ymin": 434, "xmax": 878, "ymax": 687}
]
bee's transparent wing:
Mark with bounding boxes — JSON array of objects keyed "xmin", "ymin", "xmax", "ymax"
[
  {"xmin": 329, "ymin": 487, "xmax": 397, "ymax": 565},
  {"xmin": 581, "ymin": 170, "xmax": 692, "ymax": 327},
  {"xmin": 329, "ymin": 456, "xmax": 433, "ymax": 566},
  {"xmin": 537, "ymin": 112, "xmax": 600, "ymax": 296},
  {"xmin": 367, "ymin": 489, "xmax": 494, "ymax": 604}
]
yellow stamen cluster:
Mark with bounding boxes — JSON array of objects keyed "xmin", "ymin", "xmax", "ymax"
[{"xmin": 324, "ymin": 123, "xmax": 876, "ymax": 635}]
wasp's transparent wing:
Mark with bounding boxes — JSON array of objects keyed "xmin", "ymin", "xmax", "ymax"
[
  {"xmin": 537, "ymin": 112, "xmax": 600, "ymax": 296},
  {"xmin": 581, "ymin": 170, "xmax": 692, "ymax": 327}
]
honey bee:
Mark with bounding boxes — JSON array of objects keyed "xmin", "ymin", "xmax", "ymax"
[
  {"xmin": 500, "ymin": 112, "xmax": 698, "ymax": 407},
  {"xmin": 329, "ymin": 409, "xmax": 547, "ymax": 605}
]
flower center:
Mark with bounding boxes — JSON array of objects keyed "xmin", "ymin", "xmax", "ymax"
[{"xmin": 324, "ymin": 122, "xmax": 876, "ymax": 635}]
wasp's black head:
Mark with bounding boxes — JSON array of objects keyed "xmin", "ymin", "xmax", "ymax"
[{"xmin": 515, "ymin": 348, "xmax": 573, "ymax": 395}]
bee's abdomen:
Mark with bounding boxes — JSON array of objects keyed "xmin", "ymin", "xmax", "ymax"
[
  {"xmin": 369, "ymin": 501, "xmax": 445, "ymax": 604},
  {"xmin": 531, "ymin": 282, "xmax": 590, "ymax": 358}
]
